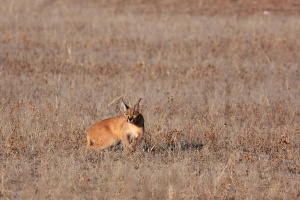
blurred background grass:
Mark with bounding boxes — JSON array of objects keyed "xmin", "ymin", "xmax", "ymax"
[{"xmin": 0, "ymin": 0, "xmax": 300, "ymax": 199}]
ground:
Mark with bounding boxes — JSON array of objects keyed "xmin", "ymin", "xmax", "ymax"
[{"xmin": 1, "ymin": 0, "xmax": 300, "ymax": 199}]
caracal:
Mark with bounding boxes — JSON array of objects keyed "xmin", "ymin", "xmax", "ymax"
[{"xmin": 85, "ymin": 98, "xmax": 144, "ymax": 155}]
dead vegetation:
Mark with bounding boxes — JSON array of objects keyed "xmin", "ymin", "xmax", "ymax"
[{"xmin": 0, "ymin": 0, "xmax": 300, "ymax": 199}]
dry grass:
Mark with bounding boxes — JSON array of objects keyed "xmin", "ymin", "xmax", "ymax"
[{"xmin": 1, "ymin": 0, "xmax": 300, "ymax": 199}]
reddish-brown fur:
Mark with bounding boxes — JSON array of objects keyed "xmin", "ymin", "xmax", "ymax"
[{"xmin": 86, "ymin": 98, "xmax": 144, "ymax": 155}]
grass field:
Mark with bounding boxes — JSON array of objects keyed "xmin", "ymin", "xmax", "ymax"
[{"xmin": 1, "ymin": 0, "xmax": 300, "ymax": 199}]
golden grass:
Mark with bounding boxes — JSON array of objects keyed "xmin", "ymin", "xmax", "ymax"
[{"xmin": 1, "ymin": 0, "xmax": 300, "ymax": 199}]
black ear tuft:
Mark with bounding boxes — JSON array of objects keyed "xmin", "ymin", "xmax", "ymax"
[
  {"xmin": 134, "ymin": 98, "xmax": 142, "ymax": 112},
  {"xmin": 122, "ymin": 98, "xmax": 129, "ymax": 111}
]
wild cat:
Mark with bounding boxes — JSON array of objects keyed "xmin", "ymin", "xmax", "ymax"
[{"xmin": 85, "ymin": 98, "xmax": 144, "ymax": 155}]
